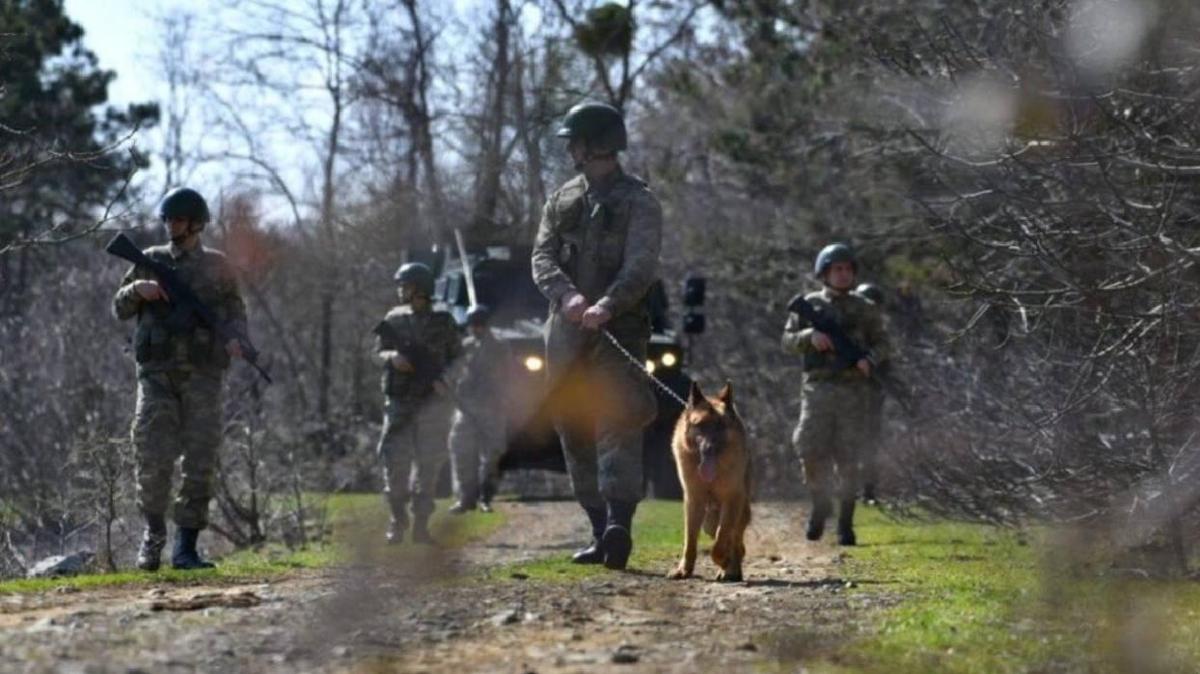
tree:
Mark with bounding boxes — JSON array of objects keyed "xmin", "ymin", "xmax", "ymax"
[{"xmin": 0, "ymin": 0, "xmax": 157, "ymax": 292}]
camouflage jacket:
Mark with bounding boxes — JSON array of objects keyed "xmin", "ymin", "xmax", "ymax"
[
  {"xmin": 531, "ymin": 169, "xmax": 663, "ymax": 318},
  {"xmin": 375, "ymin": 305, "xmax": 461, "ymax": 400},
  {"xmin": 451, "ymin": 331, "xmax": 512, "ymax": 415},
  {"xmin": 112, "ymin": 241, "xmax": 247, "ymax": 374},
  {"xmin": 781, "ymin": 287, "xmax": 892, "ymax": 382}
]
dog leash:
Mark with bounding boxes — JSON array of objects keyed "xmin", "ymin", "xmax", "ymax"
[{"xmin": 601, "ymin": 329, "xmax": 689, "ymax": 409}]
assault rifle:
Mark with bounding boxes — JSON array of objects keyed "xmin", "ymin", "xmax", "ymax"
[
  {"xmin": 786, "ymin": 293, "xmax": 911, "ymax": 412},
  {"xmin": 373, "ymin": 319, "xmax": 448, "ymax": 397},
  {"xmin": 105, "ymin": 232, "xmax": 272, "ymax": 384}
]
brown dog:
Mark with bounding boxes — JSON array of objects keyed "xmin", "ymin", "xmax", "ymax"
[{"xmin": 667, "ymin": 382, "xmax": 752, "ymax": 582}]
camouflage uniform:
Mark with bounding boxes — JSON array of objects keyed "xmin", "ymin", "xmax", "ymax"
[
  {"xmin": 448, "ymin": 330, "xmax": 512, "ymax": 506},
  {"xmin": 112, "ymin": 242, "xmax": 246, "ymax": 530},
  {"xmin": 782, "ymin": 288, "xmax": 891, "ymax": 505},
  {"xmin": 531, "ymin": 170, "xmax": 662, "ymax": 509},
  {"xmin": 375, "ymin": 305, "xmax": 461, "ymax": 531}
]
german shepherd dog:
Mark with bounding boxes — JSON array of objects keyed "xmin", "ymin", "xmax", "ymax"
[{"xmin": 667, "ymin": 382, "xmax": 752, "ymax": 582}]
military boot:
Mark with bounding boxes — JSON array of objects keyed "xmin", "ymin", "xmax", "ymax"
[
  {"xmin": 602, "ymin": 501, "xmax": 637, "ymax": 571},
  {"xmin": 411, "ymin": 513, "xmax": 435, "ymax": 545},
  {"xmin": 570, "ymin": 506, "xmax": 608, "ymax": 564},
  {"xmin": 478, "ymin": 481, "xmax": 497, "ymax": 513},
  {"xmin": 448, "ymin": 489, "xmax": 478, "ymax": 515},
  {"xmin": 171, "ymin": 527, "xmax": 216, "ymax": 570},
  {"xmin": 862, "ymin": 482, "xmax": 878, "ymax": 505},
  {"xmin": 806, "ymin": 494, "xmax": 832, "ymax": 541},
  {"xmin": 385, "ymin": 516, "xmax": 406, "ymax": 545},
  {"xmin": 836, "ymin": 498, "xmax": 857, "ymax": 546},
  {"xmin": 136, "ymin": 515, "xmax": 167, "ymax": 572}
]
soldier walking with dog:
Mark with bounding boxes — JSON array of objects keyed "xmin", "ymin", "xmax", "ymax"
[
  {"xmin": 782, "ymin": 244, "xmax": 891, "ymax": 546},
  {"xmin": 532, "ymin": 102, "xmax": 662, "ymax": 570},
  {"xmin": 374, "ymin": 262, "xmax": 461, "ymax": 544},
  {"xmin": 112, "ymin": 187, "xmax": 249, "ymax": 571},
  {"xmin": 447, "ymin": 305, "xmax": 511, "ymax": 514}
]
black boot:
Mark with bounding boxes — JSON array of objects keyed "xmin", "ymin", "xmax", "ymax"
[
  {"xmin": 837, "ymin": 498, "xmax": 857, "ymax": 546},
  {"xmin": 570, "ymin": 506, "xmax": 608, "ymax": 564},
  {"xmin": 602, "ymin": 501, "xmax": 637, "ymax": 571},
  {"xmin": 171, "ymin": 527, "xmax": 215, "ymax": 570},
  {"xmin": 136, "ymin": 514, "xmax": 167, "ymax": 572},
  {"xmin": 806, "ymin": 494, "xmax": 832, "ymax": 541},
  {"xmin": 862, "ymin": 483, "xmax": 878, "ymax": 505},
  {"xmin": 411, "ymin": 513, "xmax": 434, "ymax": 545},
  {"xmin": 479, "ymin": 481, "xmax": 497, "ymax": 513},
  {"xmin": 448, "ymin": 492, "xmax": 477, "ymax": 515},
  {"xmin": 386, "ymin": 516, "xmax": 406, "ymax": 545}
]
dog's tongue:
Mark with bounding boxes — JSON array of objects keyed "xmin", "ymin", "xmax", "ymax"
[{"xmin": 699, "ymin": 457, "xmax": 717, "ymax": 483}]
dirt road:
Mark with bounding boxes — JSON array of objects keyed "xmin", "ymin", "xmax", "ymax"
[{"xmin": 0, "ymin": 502, "xmax": 891, "ymax": 673}]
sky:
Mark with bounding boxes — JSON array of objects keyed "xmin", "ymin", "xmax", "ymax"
[{"xmin": 62, "ymin": 0, "xmax": 495, "ymax": 223}]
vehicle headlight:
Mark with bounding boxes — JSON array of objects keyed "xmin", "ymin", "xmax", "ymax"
[
  {"xmin": 524, "ymin": 355, "xmax": 544, "ymax": 372},
  {"xmin": 660, "ymin": 351, "xmax": 678, "ymax": 368},
  {"xmin": 645, "ymin": 360, "xmax": 656, "ymax": 374}
]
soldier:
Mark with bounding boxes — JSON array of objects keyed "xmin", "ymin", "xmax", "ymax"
[
  {"xmin": 853, "ymin": 283, "xmax": 887, "ymax": 504},
  {"xmin": 447, "ymin": 305, "xmax": 512, "ymax": 514},
  {"xmin": 782, "ymin": 244, "xmax": 891, "ymax": 546},
  {"xmin": 112, "ymin": 187, "xmax": 248, "ymax": 571},
  {"xmin": 531, "ymin": 101, "xmax": 662, "ymax": 570},
  {"xmin": 374, "ymin": 262, "xmax": 461, "ymax": 544}
]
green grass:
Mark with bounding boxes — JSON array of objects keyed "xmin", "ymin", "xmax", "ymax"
[
  {"xmin": 815, "ymin": 506, "xmax": 1200, "ymax": 674},
  {"xmin": 0, "ymin": 494, "xmax": 506, "ymax": 596},
  {"xmin": 485, "ymin": 499, "xmax": 684, "ymax": 582}
]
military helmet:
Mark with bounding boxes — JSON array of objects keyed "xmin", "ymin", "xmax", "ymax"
[
  {"xmin": 813, "ymin": 243, "xmax": 858, "ymax": 278},
  {"xmin": 158, "ymin": 187, "xmax": 211, "ymax": 226},
  {"xmin": 394, "ymin": 262, "xmax": 435, "ymax": 297},
  {"xmin": 855, "ymin": 283, "xmax": 884, "ymax": 304},
  {"xmin": 555, "ymin": 102, "xmax": 627, "ymax": 153},
  {"xmin": 466, "ymin": 304, "xmax": 491, "ymax": 326}
]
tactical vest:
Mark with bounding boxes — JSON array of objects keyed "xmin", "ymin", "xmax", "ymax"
[
  {"xmin": 377, "ymin": 308, "xmax": 458, "ymax": 399},
  {"xmin": 550, "ymin": 173, "xmax": 650, "ymax": 317},
  {"xmin": 801, "ymin": 293, "xmax": 876, "ymax": 379},
  {"xmin": 132, "ymin": 248, "xmax": 232, "ymax": 372}
]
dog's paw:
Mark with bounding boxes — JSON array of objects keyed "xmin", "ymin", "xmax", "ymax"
[
  {"xmin": 715, "ymin": 569, "xmax": 743, "ymax": 583},
  {"xmin": 667, "ymin": 566, "xmax": 692, "ymax": 580}
]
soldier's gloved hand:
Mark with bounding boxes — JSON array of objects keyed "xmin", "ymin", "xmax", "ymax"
[
  {"xmin": 856, "ymin": 358, "xmax": 872, "ymax": 377},
  {"xmin": 390, "ymin": 352, "xmax": 414, "ymax": 372},
  {"xmin": 562, "ymin": 292, "xmax": 588, "ymax": 323},
  {"xmin": 811, "ymin": 331, "xmax": 834, "ymax": 352},
  {"xmin": 225, "ymin": 339, "xmax": 244, "ymax": 360},
  {"xmin": 133, "ymin": 280, "xmax": 168, "ymax": 302},
  {"xmin": 580, "ymin": 304, "xmax": 612, "ymax": 330}
]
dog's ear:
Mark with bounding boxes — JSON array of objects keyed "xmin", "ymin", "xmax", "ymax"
[
  {"xmin": 717, "ymin": 381, "xmax": 733, "ymax": 404},
  {"xmin": 688, "ymin": 381, "xmax": 706, "ymax": 408}
]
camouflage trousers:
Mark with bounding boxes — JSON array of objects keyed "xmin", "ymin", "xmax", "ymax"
[
  {"xmin": 792, "ymin": 377, "xmax": 873, "ymax": 501},
  {"xmin": 131, "ymin": 369, "xmax": 224, "ymax": 530},
  {"xmin": 448, "ymin": 408, "xmax": 505, "ymax": 503},
  {"xmin": 544, "ymin": 312, "xmax": 658, "ymax": 509},
  {"xmin": 377, "ymin": 395, "xmax": 453, "ymax": 524}
]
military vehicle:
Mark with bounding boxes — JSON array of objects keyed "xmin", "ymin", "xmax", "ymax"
[{"xmin": 414, "ymin": 239, "xmax": 705, "ymax": 499}]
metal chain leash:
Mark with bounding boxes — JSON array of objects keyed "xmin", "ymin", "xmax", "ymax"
[{"xmin": 601, "ymin": 329, "xmax": 689, "ymax": 409}]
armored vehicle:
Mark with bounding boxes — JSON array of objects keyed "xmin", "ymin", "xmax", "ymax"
[{"xmin": 416, "ymin": 241, "xmax": 705, "ymax": 498}]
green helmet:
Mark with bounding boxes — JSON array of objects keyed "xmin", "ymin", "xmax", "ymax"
[
  {"xmin": 466, "ymin": 304, "xmax": 491, "ymax": 326},
  {"xmin": 556, "ymin": 102, "xmax": 627, "ymax": 153},
  {"xmin": 813, "ymin": 243, "xmax": 857, "ymax": 278},
  {"xmin": 855, "ymin": 283, "xmax": 884, "ymax": 304},
  {"xmin": 394, "ymin": 262, "xmax": 435, "ymax": 297},
  {"xmin": 158, "ymin": 187, "xmax": 210, "ymax": 227}
]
